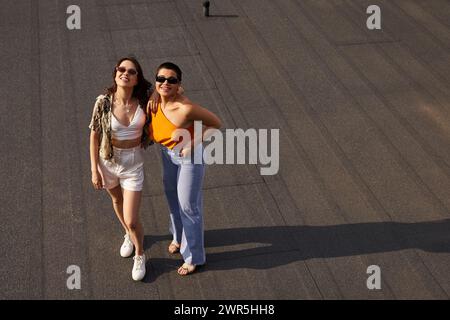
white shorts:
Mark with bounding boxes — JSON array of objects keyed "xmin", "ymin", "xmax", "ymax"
[{"xmin": 98, "ymin": 146, "xmax": 145, "ymax": 192}]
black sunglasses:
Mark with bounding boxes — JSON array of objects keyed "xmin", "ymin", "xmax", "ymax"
[
  {"xmin": 155, "ymin": 75, "xmax": 179, "ymax": 84},
  {"xmin": 116, "ymin": 66, "xmax": 138, "ymax": 76}
]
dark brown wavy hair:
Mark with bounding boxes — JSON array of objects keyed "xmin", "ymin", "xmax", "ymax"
[
  {"xmin": 104, "ymin": 56, "xmax": 153, "ymax": 148},
  {"xmin": 105, "ymin": 56, "xmax": 153, "ymax": 106}
]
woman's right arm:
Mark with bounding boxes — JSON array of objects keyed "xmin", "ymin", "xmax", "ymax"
[
  {"xmin": 90, "ymin": 130, "xmax": 103, "ymax": 190},
  {"xmin": 89, "ymin": 97, "xmax": 105, "ymax": 190}
]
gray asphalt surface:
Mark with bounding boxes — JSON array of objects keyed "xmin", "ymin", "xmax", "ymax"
[{"xmin": 1, "ymin": 0, "xmax": 449, "ymax": 299}]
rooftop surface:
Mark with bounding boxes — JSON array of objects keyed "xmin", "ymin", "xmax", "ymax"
[{"xmin": 1, "ymin": 0, "xmax": 449, "ymax": 299}]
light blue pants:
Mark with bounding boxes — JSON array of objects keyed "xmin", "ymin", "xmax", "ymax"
[{"xmin": 161, "ymin": 145, "xmax": 206, "ymax": 265}]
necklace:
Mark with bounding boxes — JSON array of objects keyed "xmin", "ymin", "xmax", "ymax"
[
  {"xmin": 114, "ymin": 97, "xmax": 133, "ymax": 113},
  {"xmin": 123, "ymin": 102, "xmax": 132, "ymax": 113}
]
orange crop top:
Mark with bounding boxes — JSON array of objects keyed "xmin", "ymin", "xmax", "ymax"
[{"xmin": 150, "ymin": 103, "xmax": 195, "ymax": 149}]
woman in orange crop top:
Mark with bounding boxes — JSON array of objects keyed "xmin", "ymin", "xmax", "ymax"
[{"xmin": 148, "ymin": 62, "xmax": 221, "ymax": 276}]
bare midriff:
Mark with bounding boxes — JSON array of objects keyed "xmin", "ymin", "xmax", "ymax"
[{"xmin": 112, "ymin": 137, "xmax": 141, "ymax": 149}]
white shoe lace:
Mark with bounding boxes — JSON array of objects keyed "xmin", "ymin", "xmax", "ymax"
[
  {"xmin": 133, "ymin": 255, "xmax": 145, "ymax": 271},
  {"xmin": 123, "ymin": 234, "xmax": 132, "ymax": 246}
]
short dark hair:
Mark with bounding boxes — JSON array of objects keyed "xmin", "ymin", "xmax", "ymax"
[{"xmin": 156, "ymin": 62, "xmax": 182, "ymax": 82}]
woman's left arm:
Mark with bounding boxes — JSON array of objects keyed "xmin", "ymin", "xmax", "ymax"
[
  {"xmin": 185, "ymin": 103, "xmax": 222, "ymax": 130},
  {"xmin": 179, "ymin": 103, "xmax": 222, "ymax": 156}
]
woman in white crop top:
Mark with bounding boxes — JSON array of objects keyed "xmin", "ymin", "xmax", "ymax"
[
  {"xmin": 89, "ymin": 57, "xmax": 152, "ymax": 281},
  {"xmin": 111, "ymin": 105, "xmax": 146, "ymax": 141}
]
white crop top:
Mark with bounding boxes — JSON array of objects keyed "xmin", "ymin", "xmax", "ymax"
[{"xmin": 111, "ymin": 106, "xmax": 146, "ymax": 140}]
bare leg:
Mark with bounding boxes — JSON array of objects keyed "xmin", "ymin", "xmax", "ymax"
[
  {"xmin": 106, "ymin": 185, "xmax": 129, "ymax": 234},
  {"xmin": 122, "ymin": 189, "xmax": 144, "ymax": 256}
]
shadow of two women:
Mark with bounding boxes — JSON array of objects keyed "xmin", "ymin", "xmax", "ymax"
[{"xmin": 142, "ymin": 218, "xmax": 450, "ymax": 282}]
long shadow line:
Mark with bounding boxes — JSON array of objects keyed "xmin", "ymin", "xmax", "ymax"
[{"xmin": 142, "ymin": 218, "xmax": 450, "ymax": 282}]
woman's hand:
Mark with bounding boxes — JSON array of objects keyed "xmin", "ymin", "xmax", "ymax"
[
  {"xmin": 91, "ymin": 169, "xmax": 103, "ymax": 190},
  {"xmin": 147, "ymin": 90, "xmax": 160, "ymax": 114},
  {"xmin": 179, "ymin": 147, "xmax": 192, "ymax": 158}
]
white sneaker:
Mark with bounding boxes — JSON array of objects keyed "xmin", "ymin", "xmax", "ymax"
[
  {"xmin": 132, "ymin": 254, "xmax": 146, "ymax": 281},
  {"xmin": 120, "ymin": 233, "xmax": 134, "ymax": 258}
]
